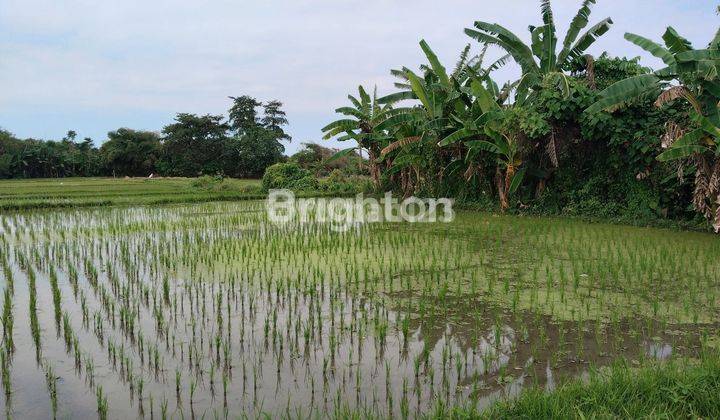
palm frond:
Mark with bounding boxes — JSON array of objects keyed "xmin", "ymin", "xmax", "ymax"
[
  {"xmin": 663, "ymin": 27, "xmax": 693, "ymax": 54},
  {"xmin": 560, "ymin": 18, "xmax": 613, "ymax": 66},
  {"xmin": 325, "ymin": 147, "xmax": 359, "ymax": 163},
  {"xmin": 321, "ymin": 119, "xmax": 358, "ymax": 139},
  {"xmin": 481, "ymin": 54, "xmax": 513, "ymax": 78},
  {"xmin": 375, "ymin": 111, "xmax": 424, "ymax": 132},
  {"xmin": 585, "ymin": 74, "xmax": 660, "ymax": 114},
  {"xmin": 419, "ymin": 39, "xmax": 450, "ymax": 87},
  {"xmin": 561, "ymin": 0, "xmax": 597, "ymax": 52},
  {"xmin": 657, "ymin": 129, "xmax": 711, "ymax": 161},
  {"xmin": 465, "ymin": 22, "xmax": 539, "ymax": 74},
  {"xmin": 438, "ymin": 129, "xmax": 474, "ymax": 147},
  {"xmin": 378, "ymin": 91, "xmax": 416, "ymax": 105},
  {"xmin": 624, "ymin": 33, "xmax": 676, "ymax": 66},
  {"xmin": 452, "ymin": 44, "xmax": 472, "ymax": 78}
]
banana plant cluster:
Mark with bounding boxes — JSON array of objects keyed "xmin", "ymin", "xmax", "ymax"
[
  {"xmin": 587, "ymin": 27, "xmax": 720, "ymax": 230},
  {"xmin": 323, "ymin": 0, "xmax": 613, "ymax": 210}
]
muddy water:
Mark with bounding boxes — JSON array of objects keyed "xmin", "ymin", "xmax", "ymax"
[{"xmin": 0, "ymin": 202, "xmax": 716, "ymax": 419}]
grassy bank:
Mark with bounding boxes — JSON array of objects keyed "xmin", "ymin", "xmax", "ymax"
[
  {"xmin": 426, "ymin": 350, "xmax": 720, "ymax": 419},
  {"xmin": 0, "ymin": 177, "xmax": 264, "ymax": 211}
]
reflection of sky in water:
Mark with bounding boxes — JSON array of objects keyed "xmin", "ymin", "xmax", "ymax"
[
  {"xmin": 0, "ymin": 201, "xmax": 713, "ymax": 419},
  {"xmin": 545, "ymin": 362, "xmax": 555, "ymax": 391},
  {"xmin": 646, "ymin": 342, "xmax": 673, "ymax": 360}
]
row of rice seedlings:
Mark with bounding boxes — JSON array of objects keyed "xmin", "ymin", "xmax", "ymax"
[{"xmin": 0, "ymin": 202, "xmax": 716, "ymax": 417}]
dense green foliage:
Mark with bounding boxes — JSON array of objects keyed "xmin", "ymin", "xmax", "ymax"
[
  {"xmin": 0, "ymin": 130, "xmax": 103, "ymax": 178},
  {"xmin": 0, "ymin": 95, "xmax": 289, "ymax": 179},
  {"xmin": 587, "ymin": 27, "xmax": 720, "ymax": 230},
  {"xmin": 262, "ymin": 161, "xmax": 371, "ymax": 193},
  {"xmin": 289, "ymin": 142, "xmax": 366, "ymax": 176},
  {"xmin": 322, "ymin": 1, "xmax": 718, "ymax": 230},
  {"xmin": 101, "ymin": 129, "xmax": 162, "ymax": 177},
  {"xmin": 262, "ymin": 162, "xmax": 314, "ymax": 191}
]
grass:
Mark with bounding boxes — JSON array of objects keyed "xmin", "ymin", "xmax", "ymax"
[
  {"xmin": 429, "ymin": 351, "xmax": 720, "ymax": 419},
  {"xmin": 0, "ymin": 177, "xmax": 264, "ymax": 210}
]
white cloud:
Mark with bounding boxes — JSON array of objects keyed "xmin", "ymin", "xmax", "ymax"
[{"xmin": 0, "ymin": 0, "xmax": 717, "ymax": 152}]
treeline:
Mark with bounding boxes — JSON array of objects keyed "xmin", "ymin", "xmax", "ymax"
[
  {"xmin": 322, "ymin": 1, "xmax": 719, "ymax": 230},
  {"xmin": 0, "ymin": 96, "xmax": 289, "ymax": 179}
]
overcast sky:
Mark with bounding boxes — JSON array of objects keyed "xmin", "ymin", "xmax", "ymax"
[{"xmin": 0, "ymin": 0, "xmax": 717, "ymax": 154}]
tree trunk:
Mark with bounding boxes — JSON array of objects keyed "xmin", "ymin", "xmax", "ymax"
[
  {"xmin": 496, "ymin": 166, "xmax": 509, "ymax": 212},
  {"xmin": 368, "ymin": 148, "xmax": 381, "ymax": 190}
]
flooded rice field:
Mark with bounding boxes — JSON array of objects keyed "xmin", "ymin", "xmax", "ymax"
[{"xmin": 0, "ymin": 201, "xmax": 718, "ymax": 418}]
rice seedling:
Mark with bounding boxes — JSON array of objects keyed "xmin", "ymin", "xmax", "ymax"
[
  {"xmin": 1, "ymin": 349, "xmax": 11, "ymax": 399},
  {"xmin": 0, "ymin": 200, "xmax": 715, "ymax": 417},
  {"xmin": 2, "ymin": 287, "xmax": 14, "ymax": 355},
  {"xmin": 44, "ymin": 362, "xmax": 58, "ymax": 418}
]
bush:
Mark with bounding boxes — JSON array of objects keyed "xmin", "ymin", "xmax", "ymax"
[
  {"xmin": 319, "ymin": 170, "xmax": 372, "ymax": 194},
  {"xmin": 262, "ymin": 163, "xmax": 311, "ymax": 191},
  {"xmin": 291, "ymin": 175, "xmax": 320, "ymax": 191},
  {"xmin": 190, "ymin": 175, "xmax": 227, "ymax": 191}
]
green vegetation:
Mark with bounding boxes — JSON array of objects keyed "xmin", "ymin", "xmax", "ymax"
[
  {"xmin": 0, "ymin": 0, "xmax": 718, "ymax": 418},
  {"xmin": 0, "ymin": 177, "xmax": 263, "ymax": 210},
  {"xmin": 322, "ymin": 1, "xmax": 719, "ymax": 232},
  {"xmin": 0, "ymin": 95, "xmax": 291, "ymax": 179},
  {"xmin": 430, "ymin": 351, "xmax": 720, "ymax": 419},
  {"xmin": 262, "ymin": 162, "xmax": 371, "ymax": 194},
  {"xmin": 587, "ymin": 27, "xmax": 720, "ymax": 231}
]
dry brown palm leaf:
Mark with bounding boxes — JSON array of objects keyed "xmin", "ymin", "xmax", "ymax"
[
  {"xmin": 655, "ymin": 86, "xmax": 702, "ymax": 114},
  {"xmin": 661, "ymin": 121, "xmax": 685, "ymax": 149},
  {"xmin": 677, "ymin": 163, "xmax": 685, "ymax": 183},
  {"xmin": 380, "ymin": 136, "xmax": 422, "ymax": 157},
  {"xmin": 546, "ymin": 130, "xmax": 559, "ymax": 168},
  {"xmin": 709, "ymin": 159, "xmax": 720, "ymax": 195}
]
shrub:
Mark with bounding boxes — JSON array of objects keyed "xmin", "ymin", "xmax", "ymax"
[
  {"xmin": 262, "ymin": 163, "xmax": 311, "ymax": 191},
  {"xmin": 291, "ymin": 175, "xmax": 320, "ymax": 191},
  {"xmin": 319, "ymin": 170, "xmax": 373, "ymax": 194},
  {"xmin": 190, "ymin": 175, "xmax": 227, "ymax": 191}
]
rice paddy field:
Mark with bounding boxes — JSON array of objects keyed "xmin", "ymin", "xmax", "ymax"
[
  {"xmin": 0, "ymin": 198, "xmax": 719, "ymax": 418},
  {"xmin": 0, "ymin": 178, "xmax": 263, "ymax": 211}
]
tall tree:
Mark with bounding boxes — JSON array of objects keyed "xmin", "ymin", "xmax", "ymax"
[
  {"xmin": 228, "ymin": 96, "xmax": 262, "ymax": 136},
  {"xmin": 322, "ymin": 86, "xmax": 392, "ymax": 189},
  {"xmin": 225, "ymin": 129, "xmax": 285, "ymax": 178},
  {"xmin": 223, "ymin": 96, "xmax": 289, "ymax": 177},
  {"xmin": 101, "ymin": 128, "xmax": 162, "ymax": 177},
  {"xmin": 159, "ymin": 113, "xmax": 229, "ymax": 176},
  {"xmin": 261, "ymin": 100, "xmax": 291, "ymax": 142}
]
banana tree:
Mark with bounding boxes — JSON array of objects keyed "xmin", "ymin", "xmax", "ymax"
[
  {"xmin": 468, "ymin": 131, "xmax": 525, "ymax": 212},
  {"xmin": 586, "ymin": 27, "xmax": 720, "ymax": 231},
  {"xmin": 374, "ymin": 40, "xmax": 511, "ymax": 194},
  {"xmin": 438, "ymin": 87, "xmax": 527, "ymax": 212},
  {"xmin": 321, "ymin": 86, "xmax": 392, "ymax": 189},
  {"xmin": 465, "ymin": 0, "xmax": 612, "ymax": 102}
]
